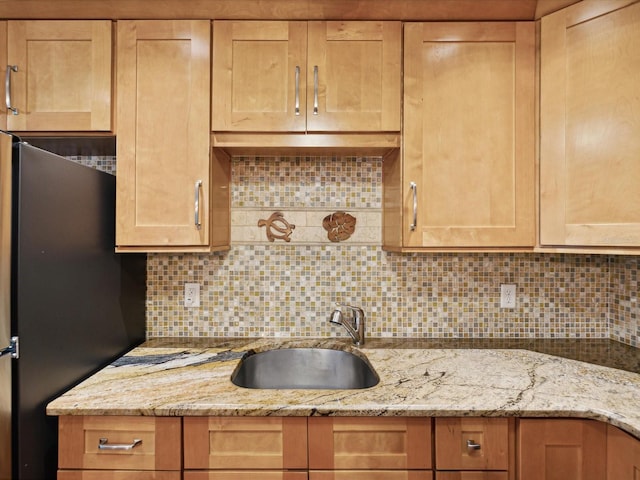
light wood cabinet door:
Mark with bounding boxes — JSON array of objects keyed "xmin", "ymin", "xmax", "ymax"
[
  {"xmin": 5, "ymin": 20, "xmax": 112, "ymax": 131},
  {"xmin": 58, "ymin": 472, "xmax": 181, "ymax": 480},
  {"xmin": 0, "ymin": 22, "xmax": 7, "ymax": 130},
  {"xmin": 436, "ymin": 474, "xmax": 508, "ymax": 480},
  {"xmin": 518, "ymin": 419, "xmax": 606, "ymax": 480},
  {"xmin": 397, "ymin": 22, "xmax": 535, "ymax": 249},
  {"xmin": 211, "ymin": 20, "xmax": 400, "ymax": 133},
  {"xmin": 308, "ymin": 417, "xmax": 432, "ymax": 470},
  {"xmin": 212, "ymin": 20, "xmax": 307, "ymax": 132},
  {"xmin": 185, "ymin": 473, "xmax": 308, "ymax": 480},
  {"xmin": 607, "ymin": 425, "xmax": 640, "ymax": 480},
  {"xmin": 183, "ymin": 417, "xmax": 308, "ymax": 470},
  {"xmin": 116, "ymin": 20, "xmax": 211, "ymax": 248},
  {"xmin": 306, "ymin": 21, "xmax": 401, "ymax": 132},
  {"xmin": 540, "ymin": 1, "xmax": 640, "ymax": 247},
  {"xmin": 310, "ymin": 471, "xmax": 432, "ymax": 480},
  {"xmin": 435, "ymin": 418, "xmax": 513, "ymax": 471},
  {"xmin": 58, "ymin": 416, "xmax": 181, "ymax": 471}
]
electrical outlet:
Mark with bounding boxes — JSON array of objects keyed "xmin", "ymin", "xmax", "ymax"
[
  {"xmin": 500, "ymin": 283, "xmax": 516, "ymax": 309},
  {"xmin": 184, "ymin": 283, "xmax": 200, "ymax": 307}
]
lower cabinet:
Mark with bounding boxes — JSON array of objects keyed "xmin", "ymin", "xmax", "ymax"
[
  {"xmin": 183, "ymin": 417, "xmax": 307, "ymax": 471},
  {"xmin": 184, "ymin": 474, "xmax": 308, "ymax": 480},
  {"xmin": 57, "ymin": 415, "xmax": 640, "ymax": 480},
  {"xmin": 607, "ymin": 424, "xmax": 640, "ymax": 480},
  {"xmin": 57, "ymin": 416, "xmax": 181, "ymax": 479},
  {"xmin": 518, "ymin": 419, "xmax": 607, "ymax": 480},
  {"xmin": 435, "ymin": 474, "xmax": 508, "ymax": 480},
  {"xmin": 308, "ymin": 417, "xmax": 432, "ymax": 471},
  {"xmin": 310, "ymin": 472, "xmax": 432, "ymax": 480}
]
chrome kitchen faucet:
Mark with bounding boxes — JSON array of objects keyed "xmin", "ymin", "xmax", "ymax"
[{"xmin": 329, "ymin": 303, "xmax": 365, "ymax": 346}]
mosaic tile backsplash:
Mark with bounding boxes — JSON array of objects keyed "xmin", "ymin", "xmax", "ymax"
[{"xmin": 144, "ymin": 157, "xmax": 640, "ymax": 348}]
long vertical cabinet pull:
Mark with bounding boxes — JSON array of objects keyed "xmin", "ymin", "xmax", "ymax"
[
  {"xmin": 410, "ymin": 182, "xmax": 418, "ymax": 231},
  {"xmin": 294, "ymin": 66, "xmax": 301, "ymax": 115},
  {"xmin": 313, "ymin": 65, "xmax": 319, "ymax": 115},
  {"xmin": 194, "ymin": 180, "xmax": 203, "ymax": 229},
  {"xmin": 5, "ymin": 65, "xmax": 18, "ymax": 115}
]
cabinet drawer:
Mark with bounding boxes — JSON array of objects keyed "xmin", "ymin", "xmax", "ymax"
[
  {"xmin": 183, "ymin": 417, "xmax": 307, "ymax": 470},
  {"xmin": 184, "ymin": 472, "xmax": 308, "ymax": 480},
  {"xmin": 308, "ymin": 417, "xmax": 432, "ymax": 470},
  {"xmin": 435, "ymin": 418, "xmax": 513, "ymax": 471},
  {"xmin": 58, "ymin": 472, "xmax": 181, "ymax": 480},
  {"xmin": 436, "ymin": 473, "xmax": 508, "ymax": 480},
  {"xmin": 58, "ymin": 416, "xmax": 181, "ymax": 471},
  {"xmin": 311, "ymin": 471, "xmax": 432, "ymax": 480}
]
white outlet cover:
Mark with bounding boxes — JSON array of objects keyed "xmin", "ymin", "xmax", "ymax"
[
  {"xmin": 500, "ymin": 283, "xmax": 516, "ymax": 309},
  {"xmin": 184, "ymin": 282, "xmax": 200, "ymax": 307}
]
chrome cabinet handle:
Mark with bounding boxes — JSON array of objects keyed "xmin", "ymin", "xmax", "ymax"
[
  {"xmin": 194, "ymin": 180, "xmax": 202, "ymax": 230},
  {"xmin": 5, "ymin": 65, "xmax": 19, "ymax": 115},
  {"xmin": 410, "ymin": 182, "xmax": 417, "ymax": 231},
  {"xmin": 294, "ymin": 66, "xmax": 300, "ymax": 116},
  {"xmin": 467, "ymin": 439, "xmax": 481, "ymax": 451},
  {"xmin": 98, "ymin": 438, "xmax": 142, "ymax": 451},
  {"xmin": 313, "ymin": 65, "xmax": 319, "ymax": 115}
]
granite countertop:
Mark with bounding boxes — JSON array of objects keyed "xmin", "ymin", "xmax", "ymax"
[{"xmin": 46, "ymin": 338, "xmax": 640, "ymax": 438}]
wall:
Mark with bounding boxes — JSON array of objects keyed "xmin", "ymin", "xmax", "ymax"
[{"xmin": 144, "ymin": 156, "xmax": 639, "ymax": 347}]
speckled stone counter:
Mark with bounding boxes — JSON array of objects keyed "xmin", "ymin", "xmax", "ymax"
[{"xmin": 46, "ymin": 338, "xmax": 640, "ymax": 438}]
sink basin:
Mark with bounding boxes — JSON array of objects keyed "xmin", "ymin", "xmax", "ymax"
[{"xmin": 231, "ymin": 348, "xmax": 379, "ymax": 389}]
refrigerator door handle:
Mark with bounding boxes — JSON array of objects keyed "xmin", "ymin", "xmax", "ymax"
[{"xmin": 0, "ymin": 336, "xmax": 19, "ymax": 359}]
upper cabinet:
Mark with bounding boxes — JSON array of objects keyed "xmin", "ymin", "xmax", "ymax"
[
  {"xmin": 539, "ymin": 0, "xmax": 640, "ymax": 249},
  {"xmin": 3, "ymin": 20, "xmax": 112, "ymax": 132},
  {"xmin": 212, "ymin": 20, "xmax": 401, "ymax": 133},
  {"xmin": 115, "ymin": 20, "xmax": 230, "ymax": 252},
  {"xmin": 384, "ymin": 22, "xmax": 535, "ymax": 251}
]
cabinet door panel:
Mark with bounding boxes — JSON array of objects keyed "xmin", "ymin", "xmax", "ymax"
[
  {"xmin": 58, "ymin": 416, "xmax": 181, "ymax": 471},
  {"xmin": 436, "ymin": 474, "xmax": 507, "ymax": 480},
  {"xmin": 435, "ymin": 418, "xmax": 512, "ymax": 471},
  {"xmin": 185, "ymin": 473, "xmax": 308, "ymax": 480},
  {"xmin": 307, "ymin": 21, "xmax": 401, "ymax": 132},
  {"xmin": 311, "ymin": 471, "xmax": 432, "ymax": 480},
  {"xmin": 518, "ymin": 419, "xmax": 606, "ymax": 480},
  {"xmin": 116, "ymin": 20, "xmax": 210, "ymax": 247},
  {"xmin": 607, "ymin": 425, "xmax": 640, "ymax": 480},
  {"xmin": 6, "ymin": 20, "xmax": 112, "ymax": 131},
  {"xmin": 1, "ymin": 21, "xmax": 7, "ymax": 130},
  {"xmin": 308, "ymin": 417, "xmax": 432, "ymax": 470},
  {"xmin": 212, "ymin": 20, "xmax": 307, "ymax": 132},
  {"xmin": 183, "ymin": 417, "xmax": 307, "ymax": 470},
  {"xmin": 402, "ymin": 22, "xmax": 535, "ymax": 248},
  {"xmin": 540, "ymin": 1, "xmax": 640, "ymax": 246},
  {"xmin": 58, "ymin": 472, "xmax": 181, "ymax": 480}
]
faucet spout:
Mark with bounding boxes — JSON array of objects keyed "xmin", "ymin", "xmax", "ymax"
[{"xmin": 329, "ymin": 304, "xmax": 365, "ymax": 346}]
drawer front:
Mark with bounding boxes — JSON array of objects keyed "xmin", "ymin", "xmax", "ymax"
[
  {"xmin": 308, "ymin": 417, "xmax": 432, "ymax": 470},
  {"xmin": 58, "ymin": 416, "xmax": 181, "ymax": 471},
  {"xmin": 58, "ymin": 471, "xmax": 181, "ymax": 480},
  {"xmin": 435, "ymin": 418, "xmax": 512, "ymax": 471},
  {"xmin": 183, "ymin": 417, "xmax": 308, "ymax": 470},
  {"xmin": 184, "ymin": 472, "xmax": 308, "ymax": 480},
  {"xmin": 311, "ymin": 471, "xmax": 432, "ymax": 480},
  {"xmin": 436, "ymin": 473, "xmax": 509, "ymax": 480}
]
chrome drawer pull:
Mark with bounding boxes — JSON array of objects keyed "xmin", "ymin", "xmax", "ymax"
[
  {"xmin": 98, "ymin": 438, "xmax": 142, "ymax": 451},
  {"xmin": 194, "ymin": 179, "xmax": 202, "ymax": 229},
  {"xmin": 410, "ymin": 181, "xmax": 417, "ymax": 231},
  {"xmin": 5, "ymin": 65, "xmax": 19, "ymax": 115},
  {"xmin": 294, "ymin": 65, "xmax": 300, "ymax": 115},
  {"xmin": 467, "ymin": 439, "xmax": 482, "ymax": 451},
  {"xmin": 313, "ymin": 65, "xmax": 319, "ymax": 115}
]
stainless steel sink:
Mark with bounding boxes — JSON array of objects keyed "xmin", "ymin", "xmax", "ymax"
[{"xmin": 231, "ymin": 348, "xmax": 379, "ymax": 389}]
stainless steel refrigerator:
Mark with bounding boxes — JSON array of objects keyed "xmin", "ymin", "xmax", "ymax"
[{"xmin": 0, "ymin": 132, "xmax": 146, "ymax": 479}]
